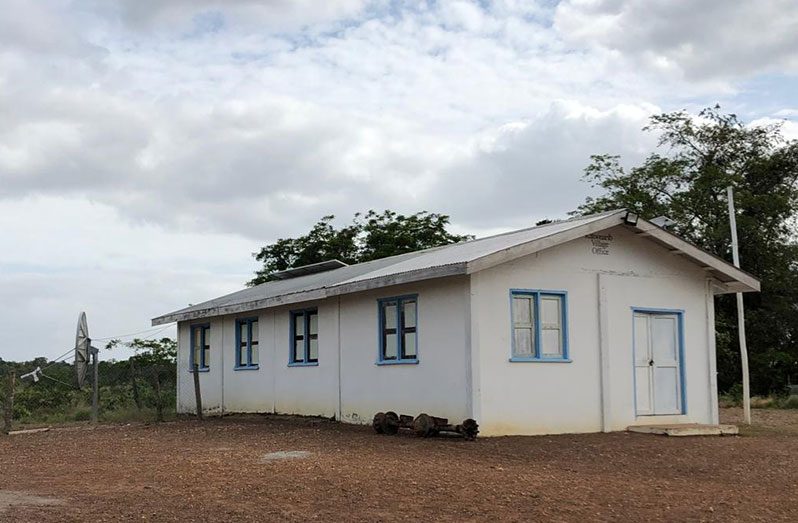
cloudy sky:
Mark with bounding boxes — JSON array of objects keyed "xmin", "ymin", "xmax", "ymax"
[{"xmin": 2, "ymin": 0, "xmax": 797, "ymax": 361}]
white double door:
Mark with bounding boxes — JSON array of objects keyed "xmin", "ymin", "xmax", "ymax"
[{"xmin": 633, "ymin": 312, "xmax": 683, "ymax": 416}]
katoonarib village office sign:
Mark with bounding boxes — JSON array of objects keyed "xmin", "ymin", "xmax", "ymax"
[{"xmin": 587, "ymin": 233, "xmax": 613, "ymax": 256}]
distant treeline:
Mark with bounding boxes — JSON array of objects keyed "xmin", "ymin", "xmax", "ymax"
[{"xmin": 0, "ymin": 338, "xmax": 176, "ymax": 425}]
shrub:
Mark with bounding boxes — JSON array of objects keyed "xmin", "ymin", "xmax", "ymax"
[{"xmin": 781, "ymin": 395, "xmax": 798, "ymax": 409}]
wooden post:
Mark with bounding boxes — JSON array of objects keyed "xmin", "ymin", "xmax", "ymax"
[
  {"xmin": 152, "ymin": 367, "xmax": 163, "ymax": 423},
  {"xmin": 192, "ymin": 364, "xmax": 203, "ymax": 421},
  {"xmin": 130, "ymin": 359, "xmax": 142, "ymax": 411},
  {"xmin": 3, "ymin": 370, "xmax": 15, "ymax": 435},
  {"xmin": 91, "ymin": 348, "xmax": 99, "ymax": 424},
  {"xmin": 727, "ymin": 186, "xmax": 751, "ymax": 424}
]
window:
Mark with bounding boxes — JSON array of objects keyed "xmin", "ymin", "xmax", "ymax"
[
  {"xmin": 290, "ymin": 309, "xmax": 318, "ymax": 366},
  {"xmin": 510, "ymin": 290, "xmax": 569, "ymax": 362},
  {"xmin": 190, "ymin": 323, "xmax": 210, "ymax": 371},
  {"xmin": 378, "ymin": 295, "xmax": 418, "ymax": 364},
  {"xmin": 235, "ymin": 318, "xmax": 259, "ymax": 369}
]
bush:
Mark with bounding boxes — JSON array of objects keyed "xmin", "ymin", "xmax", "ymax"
[
  {"xmin": 750, "ymin": 396, "xmax": 778, "ymax": 409},
  {"xmin": 781, "ymin": 395, "xmax": 798, "ymax": 409}
]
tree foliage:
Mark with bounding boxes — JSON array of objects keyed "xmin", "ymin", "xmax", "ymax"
[
  {"xmin": 576, "ymin": 106, "xmax": 798, "ymax": 394},
  {"xmin": 250, "ymin": 210, "xmax": 472, "ymax": 285},
  {"xmin": 1, "ymin": 338, "xmax": 177, "ymax": 423}
]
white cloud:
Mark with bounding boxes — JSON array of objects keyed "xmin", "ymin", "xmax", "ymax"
[
  {"xmin": 428, "ymin": 101, "xmax": 660, "ymax": 228},
  {"xmin": 0, "ymin": 0, "xmax": 793, "ymax": 360},
  {"xmin": 0, "ymin": 196, "xmax": 253, "ymax": 361},
  {"xmin": 554, "ymin": 0, "xmax": 798, "ymax": 82}
]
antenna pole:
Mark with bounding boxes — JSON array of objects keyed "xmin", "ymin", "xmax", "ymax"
[
  {"xmin": 727, "ymin": 186, "xmax": 751, "ymax": 425},
  {"xmin": 91, "ymin": 346, "xmax": 99, "ymax": 424},
  {"xmin": 3, "ymin": 370, "xmax": 15, "ymax": 435}
]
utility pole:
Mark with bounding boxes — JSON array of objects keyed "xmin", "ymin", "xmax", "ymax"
[{"xmin": 727, "ymin": 186, "xmax": 751, "ymax": 424}]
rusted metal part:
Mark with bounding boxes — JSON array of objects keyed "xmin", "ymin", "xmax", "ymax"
[{"xmin": 372, "ymin": 411, "xmax": 479, "ymax": 440}]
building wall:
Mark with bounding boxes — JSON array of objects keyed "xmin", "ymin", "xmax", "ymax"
[
  {"xmin": 177, "ymin": 276, "xmax": 471, "ymax": 425},
  {"xmin": 176, "ymin": 225, "xmax": 720, "ymax": 436},
  {"xmin": 338, "ymin": 276, "xmax": 471, "ymax": 424},
  {"xmin": 470, "ymin": 225, "xmax": 718, "ymax": 436}
]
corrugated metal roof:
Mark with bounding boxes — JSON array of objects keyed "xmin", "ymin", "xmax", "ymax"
[
  {"xmin": 152, "ymin": 211, "xmax": 624, "ymax": 324},
  {"xmin": 151, "ymin": 209, "xmax": 759, "ymax": 325}
]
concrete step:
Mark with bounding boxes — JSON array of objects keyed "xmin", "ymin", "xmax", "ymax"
[{"xmin": 627, "ymin": 423, "xmax": 739, "ymax": 436}]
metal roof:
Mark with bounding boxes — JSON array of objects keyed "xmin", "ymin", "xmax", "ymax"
[
  {"xmin": 152, "ymin": 209, "xmax": 759, "ymax": 325},
  {"xmin": 270, "ymin": 259, "xmax": 349, "ymax": 280}
]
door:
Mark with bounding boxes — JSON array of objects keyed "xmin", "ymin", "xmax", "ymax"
[{"xmin": 633, "ymin": 311, "xmax": 683, "ymax": 415}]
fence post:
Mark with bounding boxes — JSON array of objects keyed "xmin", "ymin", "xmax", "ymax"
[
  {"xmin": 3, "ymin": 370, "xmax": 15, "ymax": 435},
  {"xmin": 130, "ymin": 359, "xmax": 142, "ymax": 411},
  {"xmin": 192, "ymin": 364, "xmax": 203, "ymax": 421},
  {"xmin": 152, "ymin": 367, "xmax": 164, "ymax": 423}
]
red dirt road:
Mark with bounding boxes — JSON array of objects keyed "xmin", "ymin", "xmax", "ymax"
[{"xmin": 0, "ymin": 408, "xmax": 796, "ymax": 521}]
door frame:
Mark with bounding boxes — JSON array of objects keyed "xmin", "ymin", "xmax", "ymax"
[{"xmin": 631, "ymin": 307, "xmax": 687, "ymax": 416}]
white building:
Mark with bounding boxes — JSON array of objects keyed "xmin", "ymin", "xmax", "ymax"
[{"xmin": 152, "ymin": 210, "xmax": 759, "ymax": 436}]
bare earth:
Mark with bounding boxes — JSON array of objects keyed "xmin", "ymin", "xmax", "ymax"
[{"xmin": 0, "ymin": 408, "xmax": 796, "ymax": 522}]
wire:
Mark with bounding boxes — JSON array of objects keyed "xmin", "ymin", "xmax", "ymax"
[
  {"xmin": 92, "ymin": 323, "xmax": 175, "ymax": 342},
  {"xmin": 40, "ymin": 348, "xmax": 77, "ymax": 371},
  {"xmin": 39, "ymin": 372, "xmax": 74, "ymax": 388}
]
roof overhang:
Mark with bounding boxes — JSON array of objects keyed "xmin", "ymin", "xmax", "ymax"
[
  {"xmin": 626, "ymin": 220, "xmax": 760, "ymax": 294},
  {"xmin": 152, "ymin": 210, "xmax": 759, "ymax": 325},
  {"xmin": 151, "ymin": 263, "xmax": 468, "ymax": 325}
]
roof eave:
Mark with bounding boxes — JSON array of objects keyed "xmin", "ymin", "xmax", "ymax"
[
  {"xmin": 151, "ymin": 262, "xmax": 468, "ymax": 325},
  {"xmin": 629, "ymin": 220, "xmax": 760, "ymax": 294}
]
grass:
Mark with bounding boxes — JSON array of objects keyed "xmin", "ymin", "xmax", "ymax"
[
  {"xmin": 719, "ymin": 393, "xmax": 798, "ymax": 409},
  {"xmin": 13, "ymin": 404, "xmax": 176, "ymax": 430}
]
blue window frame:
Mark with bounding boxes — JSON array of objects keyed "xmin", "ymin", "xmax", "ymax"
[
  {"xmin": 289, "ymin": 308, "xmax": 318, "ymax": 366},
  {"xmin": 235, "ymin": 318, "xmax": 259, "ymax": 370},
  {"xmin": 189, "ymin": 323, "xmax": 210, "ymax": 371},
  {"xmin": 377, "ymin": 295, "xmax": 418, "ymax": 364},
  {"xmin": 509, "ymin": 290, "xmax": 570, "ymax": 362}
]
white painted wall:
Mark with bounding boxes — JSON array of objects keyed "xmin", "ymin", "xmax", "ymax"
[
  {"xmin": 470, "ymin": 225, "xmax": 717, "ymax": 435},
  {"xmin": 338, "ymin": 277, "xmax": 471, "ymax": 424},
  {"xmin": 177, "ymin": 276, "xmax": 471, "ymax": 426},
  {"xmin": 176, "ymin": 225, "xmax": 721, "ymax": 436}
]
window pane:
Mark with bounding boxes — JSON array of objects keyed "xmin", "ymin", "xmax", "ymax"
[
  {"xmin": 295, "ymin": 313, "xmax": 304, "ymax": 336},
  {"xmin": 541, "ymin": 296, "xmax": 562, "ymax": 327},
  {"xmin": 403, "ymin": 300, "xmax": 416, "ymax": 328},
  {"xmin": 513, "ymin": 327, "xmax": 533, "ymax": 357},
  {"xmin": 384, "ymin": 303, "xmax": 397, "ymax": 329},
  {"xmin": 251, "ymin": 341, "xmax": 259, "ymax": 365},
  {"xmin": 239, "ymin": 323, "xmax": 248, "ymax": 348},
  {"xmin": 512, "ymin": 297, "xmax": 533, "ymax": 326},
  {"xmin": 193, "ymin": 345, "xmax": 201, "ymax": 367},
  {"xmin": 384, "ymin": 333, "xmax": 398, "ymax": 359},
  {"xmin": 203, "ymin": 347, "xmax": 210, "ymax": 368},
  {"xmin": 403, "ymin": 332, "xmax": 417, "ymax": 358},
  {"xmin": 309, "ymin": 312, "xmax": 318, "ymax": 335},
  {"xmin": 250, "ymin": 321, "xmax": 259, "ymax": 343},
  {"xmin": 193, "ymin": 328, "xmax": 202, "ymax": 349},
  {"xmin": 293, "ymin": 340, "xmax": 304, "ymax": 362},
  {"xmin": 309, "ymin": 338, "xmax": 319, "ymax": 361},
  {"xmin": 541, "ymin": 328, "xmax": 562, "ymax": 357}
]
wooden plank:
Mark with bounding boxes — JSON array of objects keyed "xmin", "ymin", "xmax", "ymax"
[{"xmin": 193, "ymin": 364, "xmax": 203, "ymax": 421}]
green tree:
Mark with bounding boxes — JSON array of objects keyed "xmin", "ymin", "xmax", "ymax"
[
  {"xmin": 576, "ymin": 106, "xmax": 798, "ymax": 394},
  {"xmin": 250, "ymin": 210, "xmax": 472, "ymax": 285}
]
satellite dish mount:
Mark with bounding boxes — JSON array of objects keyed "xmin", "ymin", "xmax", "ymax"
[{"xmin": 75, "ymin": 312, "xmax": 100, "ymax": 423}]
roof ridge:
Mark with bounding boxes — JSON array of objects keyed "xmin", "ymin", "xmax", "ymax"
[{"xmin": 453, "ymin": 208, "xmax": 625, "ymax": 244}]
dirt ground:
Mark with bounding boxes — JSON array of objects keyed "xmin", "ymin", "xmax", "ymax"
[{"xmin": 0, "ymin": 408, "xmax": 796, "ymax": 522}]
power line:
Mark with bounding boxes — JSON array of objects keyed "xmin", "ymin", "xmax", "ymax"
[
  {"xmin": 92, "ymin": 323, "xmax": 175, "ymax": 342},
  {"xmin": 39, "ymin": 372, "xmax": 75, "ymax": 388}
]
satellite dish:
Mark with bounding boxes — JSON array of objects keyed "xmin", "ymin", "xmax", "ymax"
[
  {"xmin": 75, "ymin": 312, "xmax": 90, "ymax": 388},
  {"xmin": 650, "ymin": 216, "xmax": 677, "ymax": 229}
]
